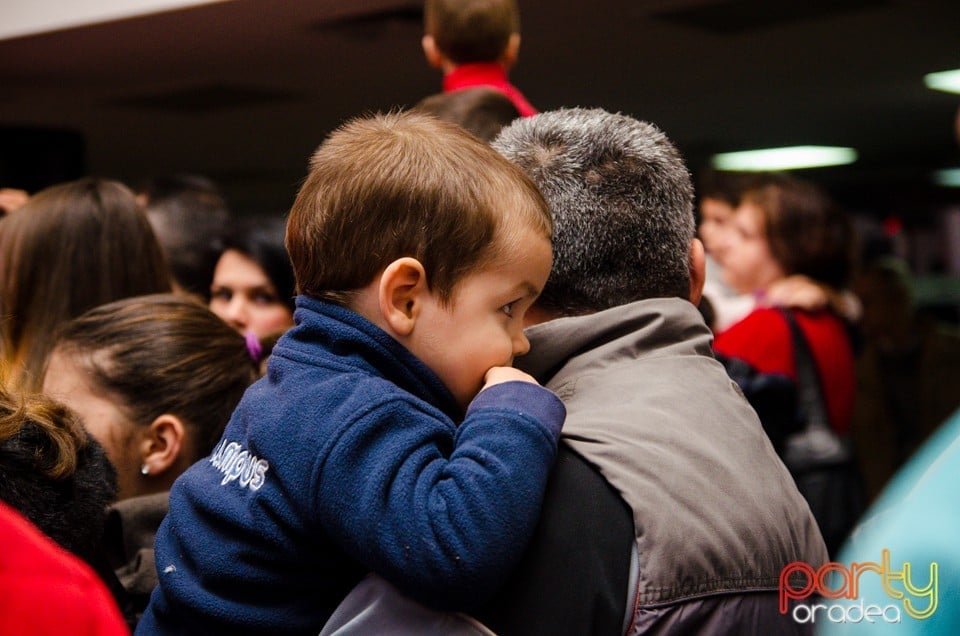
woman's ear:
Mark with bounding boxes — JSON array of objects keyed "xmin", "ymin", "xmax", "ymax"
[
  {"xmin": 378, "ymin": 257, "xmax": 428, "ymax": 337},
  {"xmin": 689, "ymin": 238, "xmax": 706, "ymax": 306},
  {"xmin": 139, "ymin": 414, "xmax": 187, "ymax": 478}
]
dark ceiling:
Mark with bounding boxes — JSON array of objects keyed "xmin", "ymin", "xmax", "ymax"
[{"xmin": 1, "ymin": 0, "xmax": 959, "ymax": 221}]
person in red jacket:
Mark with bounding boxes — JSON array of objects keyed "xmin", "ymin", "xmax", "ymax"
[
  {"xmin": 712, "ymin": 173, "xmax": 856, "ymax": 436},
  {"xmin": 0, "ymin": 500, "xmax": 128, "ymax": 635},
  {"xmin": 712, "ymin": 174, "xmax": 862, "ymax": 555}
]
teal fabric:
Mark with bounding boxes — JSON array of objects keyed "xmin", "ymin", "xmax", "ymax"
[{"xmin": 818, "ymin": 409, "xmax": 960, "ymax": 634}]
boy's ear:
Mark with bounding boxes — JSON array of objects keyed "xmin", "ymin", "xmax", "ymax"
[
  {"xmin": 688, "ymin": 238, "xmax": 706, "ymax": 306},
  {"xmin": 499, "ymin": 33, "xmax": 521, "ymax": 68},
  {"xmin": 139, "ymin": 414, "xmax": 187, "ymax": 478},
  {"xmin": 378, "ymin": 257, "xmax": 428, "ymax": 337},
  {"xmin": 421, "ymin": 35, "xmax": 445, "ymax": 69}
]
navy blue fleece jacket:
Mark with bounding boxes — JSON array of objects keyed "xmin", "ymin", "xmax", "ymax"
[{"xmin": 137, "ymin": 297, "xmax": 565, "ymax": 635}]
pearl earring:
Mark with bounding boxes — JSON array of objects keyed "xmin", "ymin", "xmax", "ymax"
[{"xmin": 141, "ymin": 464, "xmax": 150, "ymax": 476}]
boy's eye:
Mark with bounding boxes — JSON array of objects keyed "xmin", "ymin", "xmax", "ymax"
[{"xmin": 500, "ymin": 301, "xmax": 516, "ymax": 317}]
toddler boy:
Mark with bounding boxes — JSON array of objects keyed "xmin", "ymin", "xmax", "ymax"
[{"xmin": 137, "ymin": 111, "xmax": 564, "ymax": 635}]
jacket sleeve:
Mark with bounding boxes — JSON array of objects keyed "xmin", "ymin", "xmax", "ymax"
[{"xmin": 312, "ymin": 380, "xmax": 565, "ymax": 611}]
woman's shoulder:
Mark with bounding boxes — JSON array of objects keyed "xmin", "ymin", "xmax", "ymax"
[
  {"xmin": 715, "ymin": 307, "xmax": 790, "ymax": 342},
  {"xmin": 714, "ymin": 307, "xmax": 794, "ymax": 376}
]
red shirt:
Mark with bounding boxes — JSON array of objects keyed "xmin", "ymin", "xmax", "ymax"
[
  {"xmin": 443, "ymin": 62, "xmax": 538, "ymax": 117},
  {"xmin": 714, "ymin": 308, "xmax": 855, "ymax": 435},
  {"xmin": 0, "ymin": 501, "xmax": 129, "ymax": 635}
]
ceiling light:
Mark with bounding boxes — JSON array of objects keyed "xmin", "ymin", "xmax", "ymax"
[
  {"xmin": 934, "ymin": 168, "xmax": 960, "ymax": 187},
  {"xmin": 924, "ymin": 69, "xmax": 960, "ymax": 95},
  {"xmin": 710, "ymin": 146, "xmax": 858, "ymax": 171}
]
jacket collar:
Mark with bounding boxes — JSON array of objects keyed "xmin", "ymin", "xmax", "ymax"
[{"xmin": 517, "ymin": 297, "xmax": 714, "ymax": 385}]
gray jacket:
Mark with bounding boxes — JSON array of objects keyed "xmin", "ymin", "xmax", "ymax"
[
  {"xmin": 518, "ymin": 297, "xmax": 828, "ymax": 633},
  {"xmin": 321, "ymin": 298, "xmax": 828, "ymax": 635}
]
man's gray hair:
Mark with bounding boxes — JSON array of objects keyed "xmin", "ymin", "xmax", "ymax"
[{"xmin": 493, "ymin": 108, "xmax": 695, "ymax": 315}]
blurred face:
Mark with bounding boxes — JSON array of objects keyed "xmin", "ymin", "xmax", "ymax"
[
  {"xmin": 714, "ymin": 202, "xmax": 785, "ymax": 294},
  {"xmin": 408, "ymin": 226, "xmax": 552, "ymax": 412},
  {"xmin": 698, "ymin": 196, "xmax": 734, "ymax": 255},
  {"xmin": 209, "ymin": 249, "xmax": 295, "ymax": 339},
  {"xmin": 42, "ymin": 350, "xmax": 142, "ymax": 501}
]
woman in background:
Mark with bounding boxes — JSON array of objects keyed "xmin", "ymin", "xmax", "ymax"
[
  {"xmin": 42, "ymin": 294, "xmax": 261, "ymax": 622},
  {"xmin": 0, "ymin": 384, "xmax": 127, "ymax": 633},
  {"xmin": 0, "ymin": 177, "xmax": 170, "ymax": 391},
  {"xmin": 712, "ymin": 174, "xmax": 856, "ymax": 434},
  {"xmin": 209, "ymin": 215, "xmax": 296, "ymax": 343},
  {"xmin": 711, "ymin": 173, "xmax": 860, "ymax": 556}
]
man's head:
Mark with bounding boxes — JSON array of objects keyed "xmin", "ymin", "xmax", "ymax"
[
  {"xmin": 286, "ymin": 111, "xmax": 553, "ymax": 409},
  {"xmin": 493, "ymin": 108, "xmax": 699, "ymax": 318},
  {"xmin": 415, "ymin": 87, "xmax": 521, "ymax": 143},
  {"xmin": 422, "ymin": 0, "xmax": 521, "ymax": 70},
  {"xmin": 139, "ymin": 174, "xmax": 231, "ymax": 300}
]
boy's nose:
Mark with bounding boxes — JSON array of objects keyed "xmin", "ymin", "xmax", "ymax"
[{"xmin": 512, "ymin": 330, "xmax": 531, "ymax": 357}]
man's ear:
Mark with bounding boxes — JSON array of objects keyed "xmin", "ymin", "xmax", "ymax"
[
  {"xmin": 689, "ymin": 238, "xmax": 706, "ymax": 306},
  {"xmin": 139, "ymin": 414, "xmax": 187, "ymax": 477},
  {"xmin": 499, "ymin": 33, "xmax": 520, "ymax": 68},
  {"xmin": 422, "ymin": 34, "xmax": 444, "ymax": 69},
  {"xmin": 378, "ymin": 257, "xmax": 428, "ymax": 337}
]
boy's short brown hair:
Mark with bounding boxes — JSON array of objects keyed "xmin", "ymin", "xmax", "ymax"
[
  {"xmin": 424, "ymin": 0, "xmax": 520, "ymax": 65},
  {"xmin": 286, "ymin": 111, "xmax": 550, "ymax": 306}
]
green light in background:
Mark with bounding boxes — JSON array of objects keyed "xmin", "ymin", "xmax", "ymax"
[{"xmin": 710, "ymin": 146, "xmax": 858, "ymax": 171}]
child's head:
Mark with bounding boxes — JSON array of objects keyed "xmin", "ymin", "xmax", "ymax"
[
  {"xmin": 287, "ymin": 110, "xmax": 549, "ymax": 306},
  {"xmin": 286, "ymin": 111, "xmax": 552, "ymax": 408},
  {"xmin": 422, "ymin": 0, "xmax": 521, "ymax": 68}
]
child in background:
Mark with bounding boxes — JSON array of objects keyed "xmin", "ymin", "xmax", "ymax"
[
  {"xmin": 138, "ymin": 111, "xmax": 564, "ymax": 635},
  {"xmin": 422, "ymin": 0, "xmax": 537, "ymax": 117}
]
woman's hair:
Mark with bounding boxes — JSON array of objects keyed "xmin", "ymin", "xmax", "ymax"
[
  {"xmin": 51, "ymin": 294, "xmax": 260, "ymax": 459},
  {"xmin": 0, "ymin": 385, "xmax": 117, "ymax": 565},
  {"xmin": 220, "ymin": 215, "xmax": 296, "ymax": 312},
  {"xmin": 741, "ymin": 175, "xmax": 854, "ymax": 289},
  {"xmin": 0, "ymin": 177, "xmax": 171, "ymax": 390}
]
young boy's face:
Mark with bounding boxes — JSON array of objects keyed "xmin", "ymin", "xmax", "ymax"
[{"xmin": 410, "ymin": 223, "xmax": 552, "ymax": 411}]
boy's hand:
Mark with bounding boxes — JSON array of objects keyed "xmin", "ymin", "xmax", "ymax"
[{"xmin": 481, "ymin": 366, "xmax": 540, "ymax": 391}]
